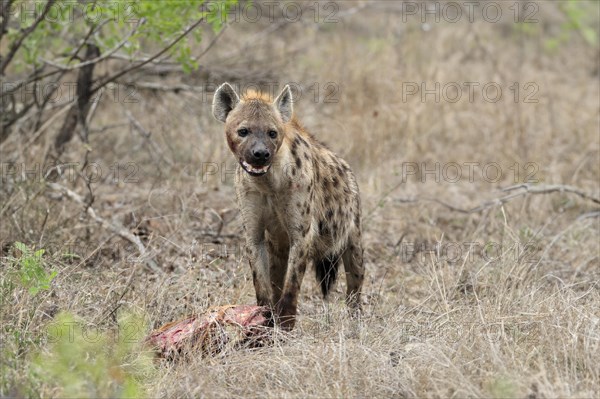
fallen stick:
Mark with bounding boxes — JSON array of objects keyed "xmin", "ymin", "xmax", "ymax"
[
  {"xmin": 395, "ymin": 183, "xmax": 600, "ymax": 214},
  {"xmin": 47, "ymin": 182, "xmax": 162, "ymax": 274}
]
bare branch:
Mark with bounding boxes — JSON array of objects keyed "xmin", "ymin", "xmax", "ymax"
[
  {"xmin": 47, "ymin": 182, "xmax": 163, "ymax": 274},
  {"xmin": 39, "ymin": 18, "xmax": 145, "ymax": 72},
  {"xmin": 92, "ymin": 17, "xmax": 207, "ymax": 94},
  {"xmin": 1, "ymin": 96, "xmax": 36, "ymax": 144},
  {"xmin": 502, "ymin": 184, "xmax": 600, "ymax": 205},
  {"xmin": 118, "ymin": 81, "xmax": 205, "ymax": 92},
  {"xmin": 196, "ymin": 23, "xmax": 228, "ymax": 60},
  {"xmin": 395, "ymin": 184, "xmax": 600, "ymax": 214},
  {"xmin": 23, "ymin": 100, "xmax": 75, "ymax": 148},
  {"xmin": 124, "ymin": 110, "xmax": 174, "ymax": 166},
  {"xmin": 0, "ymin": 68, "xmax": 63, "ymax": 96}
]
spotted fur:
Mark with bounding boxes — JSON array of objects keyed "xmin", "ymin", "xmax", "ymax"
[{"xmin": 213, "ymin": 83, "xmax": 364, "ymax": 330}]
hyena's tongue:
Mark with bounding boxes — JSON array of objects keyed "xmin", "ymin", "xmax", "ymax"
[{"xmin": 242, "ymin": 160, "xmax": 269, "ymax": 174}]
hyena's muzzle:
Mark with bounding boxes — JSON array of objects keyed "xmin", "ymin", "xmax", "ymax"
[{"xmin": 239, "ymin": 130, "xmax": 276, "ymax": 176}]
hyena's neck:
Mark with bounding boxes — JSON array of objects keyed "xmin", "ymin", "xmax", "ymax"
[{"xmin": 267, "ymin": 122, "xmax": 315, "ymax": 191}]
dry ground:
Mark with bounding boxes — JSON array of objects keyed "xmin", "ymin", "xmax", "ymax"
[{"xmin": 1, "ymin": 1, "xmax": 599, "ymax": 398}]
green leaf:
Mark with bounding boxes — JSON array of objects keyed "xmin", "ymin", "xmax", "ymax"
[
  {"xmin": 6, "ymin": 0, "xmax": 239, "ymax": 73},
  {"xmin": 14, "ymin": 242, "xmax": 29, "ymax": 253}
]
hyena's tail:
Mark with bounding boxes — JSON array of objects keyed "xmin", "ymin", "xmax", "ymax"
[{"xmin": 315, "ymin": 254, "xmax": 341, "ymax": 297}]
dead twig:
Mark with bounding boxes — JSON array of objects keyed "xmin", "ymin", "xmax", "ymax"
[
  {"xmin": 23, "ymin": 101, "xmax": 76, "ymax": 148},
  {"xmin": 118, "ymin": 81, "xmax": 205, "ymax": 93},
  {"xmin": 124, "ymin": 110, "xmax": 174, "ymax": 166},
  {"xmin": 503, "ymin": 184, "xmax": 600, "ymax": 204},
  {"xmin": 47, "ymin": 182, "xmax": 163, "ymax": 274},
  {"xmin": 395, "ymin": 184, "xmax": 600, "ymax": 214},
  {"xmin": 40, "ymin": 18, "xmax": 144, "ymax": 72},
  {"xmin": 92, "ymin": 17, "xmax": 207, "ymax": 94}
]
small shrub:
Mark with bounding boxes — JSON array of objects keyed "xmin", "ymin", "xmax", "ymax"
[
  {"xmin": 32, "ymin": 312, "xmax": 155, "ymax": 398},
  {"xmin": 10, "ymin": 242, "xmax": 57, "ymax": 296}
]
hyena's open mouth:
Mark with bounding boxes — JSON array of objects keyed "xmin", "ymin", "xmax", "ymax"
[{"xmin": 240, "ymin": 160, "xmax": 271, "ymax": 176}]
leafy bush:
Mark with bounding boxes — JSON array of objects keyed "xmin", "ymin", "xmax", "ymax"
[
  {"xmin": 2, "ymin": 0, "xmax": 237, "ymax": 143},
  {"xmin": 32, "ymin": 312, "xmax": 155, "ymax": 398},
  {"xmin": 4, "ymin": 0, "xmax": 237, "ymax": 73},
  {"xmin": 9, "ymin": 242, "xmax": 57, "ymax": 296},
  {"xmin": 547, "ymin": 0, "xmax": 599, "ymax": 50}
]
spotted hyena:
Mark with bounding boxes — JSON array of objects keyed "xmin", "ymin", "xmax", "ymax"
[{"xmin": 212, "ymin": 83, "xmax": 364, "ymax": 329}]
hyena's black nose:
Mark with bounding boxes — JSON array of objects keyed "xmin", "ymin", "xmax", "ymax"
[{"xmin": 252, "ymin": 148, "xmax": 271, "ymax": 162}]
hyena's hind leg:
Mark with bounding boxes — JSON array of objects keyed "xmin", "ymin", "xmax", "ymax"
[{"xmin": 342, "ymin": 235, "xmax": 364, "ymax": 314}]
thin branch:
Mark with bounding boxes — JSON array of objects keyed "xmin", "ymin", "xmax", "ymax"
[
  {"xmin": 39, "ymin": 18, "xmax": 144, "ymax": 72},
  {"xmin": 97, "ymin": 265, "xmax": 137, "ymax": 324},
  {"xmin": 47, "ymin": 182, "xmax": 163, "ymax": 274},
  {"xmin": 31, "ymin": 70, "xmax": 70, "ymax": 133},
  {"xmin": 84, "ymin": 92, "xmax": 100, "ymax": 126},
  {"xmin": 124, "ymin": 110, "xmax": 174, "ymax": 166},
  {"xmin": 23, "ymin": 100, "xmax": 75, "ymax": 148},
  {"xmin": 1, "ymin": 97, "xmax": 36, "ymax": 144},
  {"xmin": 66, "ymin": 15, "xmax": 102, "ymax": 63},
  {"xmin": 27, "ymin": 14, "xmax": 101, "ymax": 141},
  {"xmin": 364, "ymin": 181, "xmax": 403, "ymax": 221},
  {"xmin": 0, "ymin": 68, "xmax": 63, "ymax": 96},
  {"xmin": 0, "ymin": 0, "xmax": 56, "ymax": 75},
  {"xmin": 395, "ymin": 184, "xmax": 600, "ymax": 214},
  {"xmin": 91, "ymin": 16, "xmax": 207, "ymax": 94},
  {"xmin": 502, "ymin": 184, "xmax": 600, "ymax": 204},
  {"xmin": 0, "ymin": 0, "xmax": 15, "ymax": 45},
  {"xmin": 196, "ymin": 23, "xmax": 228, "ymax": 60},
  {"xmin": 118, "ymin": 81, "xmax": 204, "ymax": 92}
]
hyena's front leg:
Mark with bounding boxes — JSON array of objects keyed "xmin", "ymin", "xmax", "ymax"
[
  {"xmin": 245, "ymin": 239, "xmax": 272, "ymax": 307},
  {"xmin": 265, "ymin": 223, "xmax": 290, "ymax": 304},
  {"xmin": 275, "ymin": 239, "xmax": 312, "ymax": 330},
  {"xmin": 238, "ymin": 193, "xmax": 273, "ymax": 307},
  {"xmin": 267, "ymin": 241, "xmax": 289, "ymax": 305}
]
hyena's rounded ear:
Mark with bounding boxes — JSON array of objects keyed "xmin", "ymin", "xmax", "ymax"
[
  {"xmin": 212, "ymin": 82, "xmax": 240, "ymax": 123},
  {"xmin": 274, "ymin": 85, "xmax": 293, "ymax": 123}
]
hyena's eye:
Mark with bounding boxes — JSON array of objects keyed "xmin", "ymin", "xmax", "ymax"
[
  {"xmin": 237, "ymin": 128, "xmax": 249, "ymax": 137},
  {"xmin": 268, "ymin": 130, "xmax": 278, "ymax": 139}
]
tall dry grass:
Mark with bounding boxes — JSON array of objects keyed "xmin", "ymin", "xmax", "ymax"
[{"xmin": 1, "ymin": 1, "xmax": 599, "ymax": 397}]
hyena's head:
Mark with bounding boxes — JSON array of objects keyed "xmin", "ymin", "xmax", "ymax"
[{"xmin": 212, "ymin": 83, "xmax": 293, "ymax": 177}]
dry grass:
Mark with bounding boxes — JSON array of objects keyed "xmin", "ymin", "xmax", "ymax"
[{"xmin": 1, "ymin": 1, "xmax": 599, "ymax": 398}]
